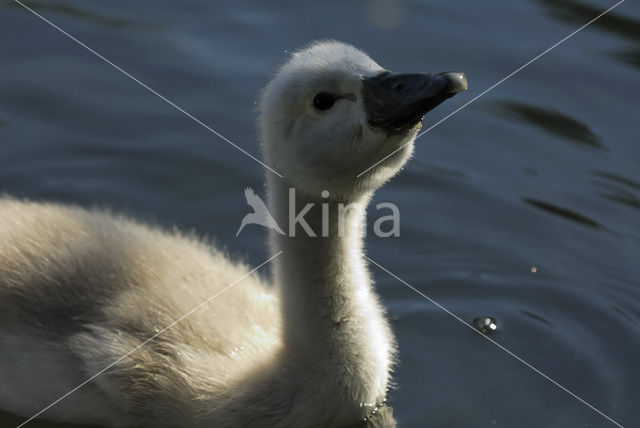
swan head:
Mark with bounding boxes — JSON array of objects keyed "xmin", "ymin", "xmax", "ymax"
[{"xmin": 259, "ymin": 41, "xmax": 467, "ymax": 200}]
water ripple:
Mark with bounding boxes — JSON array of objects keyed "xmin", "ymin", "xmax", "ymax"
[
  {"xmin": 520, "ymin": 309, "xmax": 555, "ymax": 327},
  {"xmin": 524, "ymin": 197, "xmax": 602, "ymax": 228},
  {"xmin": 5, "ymin": 0, "xmax": 158, "ymax": 29},
  {"xmin": 493, "ymin": 100, "xmax": 605, "ymax": 149},
  {"xmin": 531, "ymin": 0, "xmax": 640, "ymax": 43},
  {"xmin": 590, "ymin": 170, "xmax": 640, "ymax": 211},
  {"xmin": 611, "ymin": 46, "xmax": 640, "ymax": 69}
]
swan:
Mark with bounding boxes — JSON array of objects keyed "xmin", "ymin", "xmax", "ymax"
[{"xmin": 0, "ymin": 41, "xmax": 466, "ymax": 427}]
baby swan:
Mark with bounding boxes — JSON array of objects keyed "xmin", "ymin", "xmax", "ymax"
[{"xmin": 0, "ymin": 41, "xmax": 466, "ymax": 427}]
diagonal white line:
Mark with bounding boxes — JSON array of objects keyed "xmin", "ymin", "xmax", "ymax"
[
  {"xmin": 13, "ymin": 0, "xmax": 283, "ymax": 179},
  {"xmin": 16, "ymin": 251, "xmax": 283, "ymax": 428},
  {"xmin": 365, "ymin": 255, "xmax": 625, "ymax": 428},
  {"xmin": 356, "ymin": 0, "xmax": 626, "ymax": 178}
]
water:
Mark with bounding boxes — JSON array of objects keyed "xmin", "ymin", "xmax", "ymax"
[{"xmin": 1, "ymin": 0, "xmax": 639, "ymax": 426}]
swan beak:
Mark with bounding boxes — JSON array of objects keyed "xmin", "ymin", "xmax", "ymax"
[{"xmin": 363, "ymin": 71, "xmax": 467, "ymax": 133}]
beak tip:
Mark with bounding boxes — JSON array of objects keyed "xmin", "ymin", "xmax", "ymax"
[{"xmin": 442, "ymin": 72, "xmax": 468, "ymax": 94}]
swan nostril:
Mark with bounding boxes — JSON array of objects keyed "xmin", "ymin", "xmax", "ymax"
[{"xmin": 391, "ymin": 83, "xmax": 405, "ymax": 92}]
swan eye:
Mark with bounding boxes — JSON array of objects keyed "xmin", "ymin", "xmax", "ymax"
[{"xmin": 313, "ymin": 93, "xmax": 338, "ymax": 111}]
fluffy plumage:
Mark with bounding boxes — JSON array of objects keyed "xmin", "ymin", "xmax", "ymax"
[{"xmin": 0, "ymin": 41, "xmax": 447, "ymax": 427}]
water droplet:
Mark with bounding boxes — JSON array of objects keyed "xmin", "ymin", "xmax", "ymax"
[{"xmin": 473, "ymin": 316, "xmax": 498, "ymax": 334}]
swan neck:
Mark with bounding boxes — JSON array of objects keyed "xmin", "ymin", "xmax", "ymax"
[
  {"xmin": 262, "ymin": 174, "xmax": 393, "ymax": 418},
  {"xmin": 266, "ymin": 176, "xmax": 388, "ymax": 352}
]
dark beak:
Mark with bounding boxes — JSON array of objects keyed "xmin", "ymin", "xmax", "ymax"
[{"xmin": 363, "ymin": 71, "xmax": 467, "ymax": 133}]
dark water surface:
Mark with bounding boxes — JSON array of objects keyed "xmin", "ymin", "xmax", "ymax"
[{"xmin": 1, "ymin": 0, "xmax": 639, "ymax": 427}]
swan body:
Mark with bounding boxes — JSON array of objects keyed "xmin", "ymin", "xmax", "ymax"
[{"xmin": 0, "ymin": 41, "xmax": 466, "ymax": 427}]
